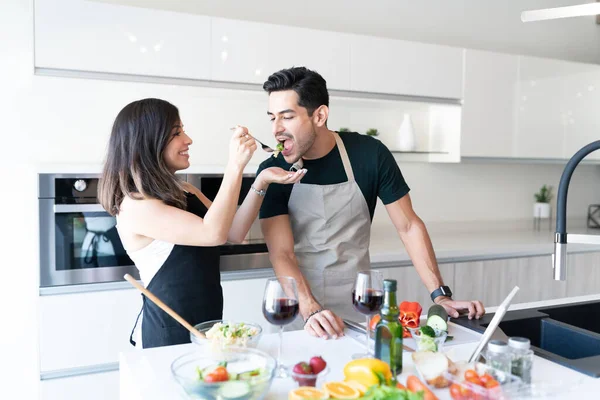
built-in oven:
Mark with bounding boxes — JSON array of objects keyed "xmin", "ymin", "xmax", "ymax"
[
  {"xmin": 39, "ymin": 173, "xmax": 270, "ymax": 287},
  {"xmin": 39, "ymin": 174, "xmax": 139, "ymax": 287}
]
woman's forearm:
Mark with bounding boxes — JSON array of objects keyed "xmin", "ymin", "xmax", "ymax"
[{"xmin": 227, "ymin": 177, "xmax": 269, "ymax": 243}]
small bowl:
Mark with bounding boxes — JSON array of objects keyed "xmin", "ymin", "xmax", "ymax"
[
  {"xmin": 290, "ymin": 366, "xmax": 330, "ymax": 388},
  {"xmin": 408, "ymin": 327, "xmax": 448, "ymax": 352},
  {"xmin": 191, "ymin": 320, "xmax": 263, "ymax": 349},
  {"xmin": 171, "ymin": 347, "xmax": 276, "ymax": 400}
]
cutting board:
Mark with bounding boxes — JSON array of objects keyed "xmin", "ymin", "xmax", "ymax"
[{"xmin": 346, "ymin": 320, "xmax": 481, "ymax": 351}]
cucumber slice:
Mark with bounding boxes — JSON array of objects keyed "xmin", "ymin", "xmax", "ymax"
[
  {"xmin": 218, "ymin": 381, "xmax": 251, "ymax": 399},
  {"xmin": 426, "ymin": 304, "xmax": 449, "ymax": 332}
]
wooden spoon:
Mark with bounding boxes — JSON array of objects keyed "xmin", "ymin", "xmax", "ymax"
[{"xmin": 124, "ymin": 274, "xmax": 205, "ymax": 339}]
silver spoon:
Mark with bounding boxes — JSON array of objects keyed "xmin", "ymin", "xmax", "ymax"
[{"xmin": 229, "ymin": 127, "xmax": 274, "ymax": 153}]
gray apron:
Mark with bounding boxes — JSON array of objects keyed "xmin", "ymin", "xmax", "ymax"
[{"xmin": 288, "ymin": 131, "xmax": 371, "ymax": 327}]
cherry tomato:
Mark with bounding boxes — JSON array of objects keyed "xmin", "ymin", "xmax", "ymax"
[
  {"xmin": 485, "ymin": 379, "xmax": 500, "ymax": 389},
  {"xmin": 450, "ymin": 383, "xmax": 463, "ymax": 400},
  {"xmin": 204, "ymin": 366, "xmax": 229, "ymax": 383},
  {"xmin": 464, "ymin": 370, "xmax": 483, "ymax": 386},
  {"xmin": 479, "ymin": 373, "xmax": 494, "ymax": 385}
]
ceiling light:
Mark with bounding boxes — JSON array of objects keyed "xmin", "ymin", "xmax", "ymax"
[{"xmin": 521, "ymin": 3, "xmax": 600, "ymax": 22}]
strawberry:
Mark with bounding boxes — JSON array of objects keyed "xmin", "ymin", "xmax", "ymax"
[
  {"xmin": 292, "ymin": 362, "xmax": 316, "ymax": 386},
  {"xmin": 309, "ymin": 356, "xmax": 327, "ymax": 374}
]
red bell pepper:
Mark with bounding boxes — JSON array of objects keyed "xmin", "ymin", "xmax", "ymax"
[{"xmin": 399, "ymin": 301, "xmax": 422, "ymax": 338}]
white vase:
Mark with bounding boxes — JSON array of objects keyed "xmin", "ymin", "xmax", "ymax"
[
  {"xmin": 533, "ymin": 202, "xmax": 551, "ymax": 218},
  {"xmin": 397, "ymin": 113, "xmax": 416, "ymax": 151}
]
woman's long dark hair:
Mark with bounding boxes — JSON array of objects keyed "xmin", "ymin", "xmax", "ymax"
[{"xmin": 98, "ymin": 98, "xmax": 186, "ymax": 216}]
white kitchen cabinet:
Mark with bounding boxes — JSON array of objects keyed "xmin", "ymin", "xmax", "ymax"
[
  {"xmin": 210, "ymin": 18, "xmax": 351, "ymax": 90},
  {"xmin": 514, "ymin": 56, "xmax": 572, "ymax": 159},
  {"xmin": 35, "ymin": 0, "xmax": 210, "ymax": 79},
  {"xmin": 381, "ymin": 263, "xmax": 455, "ymax": 307},
  {"xmin": 221, "ymin": 277, "xmax": 277, "ymax": 333},
  {"xmin": 561, "ymin": 62, "xmax": 600, "ymax": 160},
  {"xmin": 460, "ymin": 50, "xmax": 519, "ymax": 158},
  {"xmin": 41, "ymin": 370, "xmax": 118, "ymax": 400},
  {"xmin": 349, "ymin": 36, "xmax": 463, "ymax": 99},
  {"xmin": 39, "ymin": 289, "xmax": 142, "ymax": 372}
]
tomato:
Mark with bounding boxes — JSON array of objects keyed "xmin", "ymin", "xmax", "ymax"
[
  {"xmin": 478, "ymin": 373, "xmax": 494, "ymax": 385},
  {"xmin": 450, "ymin": 383, "xmax": 463, "ymax": 400},
  {"xmin": 396, "ymin": 382, "xmax": 407, "ymax": 390},
  {"xmin": 204, "ymin": 366, "xmax": 229, "ymax": 383},
  {"xmin": 484, "ymin": 379, "xmax": 500, "ymax": 389}
]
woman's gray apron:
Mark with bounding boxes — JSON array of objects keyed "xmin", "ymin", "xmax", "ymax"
[{"xmin": 287, "ymin": 131, "xmax": 371, "ymax": 328}]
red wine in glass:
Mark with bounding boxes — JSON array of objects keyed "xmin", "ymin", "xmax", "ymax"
[
  {"xmin": 352, "ymin": 289, "xmax": 384, "ymax": 315},
  {"xmin": 263, "ymin": 298, "xmax": 299, "ymax": 325}
]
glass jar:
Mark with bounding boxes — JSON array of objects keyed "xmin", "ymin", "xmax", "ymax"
[
  {"xmin": 485, "ymin": 340, "xmax": 512, "ymax": 375},
  {"xmin": 508, "ymin": 337, "xmax": 533, "ymax": 384}
]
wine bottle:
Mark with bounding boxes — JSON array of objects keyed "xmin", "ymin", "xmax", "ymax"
[{"xmin": 374, "ymin": 279, "xmax": 403, "ymax": 378}]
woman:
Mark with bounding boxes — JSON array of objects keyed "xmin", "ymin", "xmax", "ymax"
[{"xmin": 98, "ymin": 98, "xmax": 305, "ymax": 348}]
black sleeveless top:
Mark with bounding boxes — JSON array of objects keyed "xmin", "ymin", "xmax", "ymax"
[{"xmin": 131, "ymin": 192, "xmax": 223, "ymax": 348}]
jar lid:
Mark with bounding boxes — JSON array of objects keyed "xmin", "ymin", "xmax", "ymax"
[
  {"xmin": 383, "ymin": 279, "xmax": 397, "ymax": 291},
  {"xmin": 487, "ymin": 340, "xmax": 509, "ymax": 353},
  {"xmin": 508, "ymin": 336, "xmax": 531, "ymax": 350}
]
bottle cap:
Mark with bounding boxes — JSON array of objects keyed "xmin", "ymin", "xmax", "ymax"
[
  {"xmin": 487, "ymin": 340, "xmax": 509, "ymax": 353},
  {"xmin": 508, "ymin": 337, "xmax": 531, "ymax": 350},
  {"xmin": 383, "ymin": 279, "xmax": 397, "ymax": 291}
]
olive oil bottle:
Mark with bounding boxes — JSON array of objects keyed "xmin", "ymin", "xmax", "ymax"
[{"xmin": 374, "ymin": 279, "xmax": 403, "ymax": 377}]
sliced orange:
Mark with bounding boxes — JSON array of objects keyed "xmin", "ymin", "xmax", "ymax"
[
  {"xmin": 288, "ymin": 386, "xmax": 329, "ymax": 400},
  {"xmin": 322, "ymin": 381, "xmax": 360, "ymax": 399},
  {"xmin": 344, "ymin": 380, "xmax": 368, "ymax": 396}
]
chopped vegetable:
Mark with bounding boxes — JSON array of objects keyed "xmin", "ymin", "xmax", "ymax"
[
  {"xmin": 276, "ymin": 142, "xmax": 284, "ymax": 152},
  {"xmin": 400, "ymin": 302, "xmax": 422, "ymax": 329},
  {"xmin": 205, "ymin": 322, "xmax": 259, "ymax": 347},
  {"xmin": 419, "ymin": 326, "xmax": 436, "ymax": 338},
  {"xmin": 361, "ymin": 384, "xmax": 425, "ymax": 400},
  {"xmin": 426, "ymin": 305, "xmax": 448, "ymax": 332}
]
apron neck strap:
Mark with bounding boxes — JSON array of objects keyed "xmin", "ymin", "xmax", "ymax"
[{"xmin": 332, "ymin": 131, "xmax": 355, "ymax": 182}]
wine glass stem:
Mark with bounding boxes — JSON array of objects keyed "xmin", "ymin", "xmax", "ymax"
[
  {"xmin": 365, "ymin": 315, "xmax": 371, "ymax": 355},
  {"xmin": 278, "ymin": 325, "xmax": 284, "ymax": 367}
]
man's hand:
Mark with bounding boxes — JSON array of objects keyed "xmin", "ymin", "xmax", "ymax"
[
  {"xmin": 435, "ymin": 296, "xmax": 485, "ymax": 320},
  {"xmin": 304, "ymin": 309, "xmax": 345, "ymax": 340}
]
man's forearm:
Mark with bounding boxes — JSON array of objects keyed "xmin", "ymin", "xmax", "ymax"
[
  {"xmin": 397, "ymin": 217, "xmax": 444, "ymax": 293},
  {"xmin": 268, "ymin": 252, "xmax": 320, "ymax": 318}
]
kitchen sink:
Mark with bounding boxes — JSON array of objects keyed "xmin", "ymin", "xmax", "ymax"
[{"xmin": 452, "ymin": 300, "xmax": 600, "ymax": 377}]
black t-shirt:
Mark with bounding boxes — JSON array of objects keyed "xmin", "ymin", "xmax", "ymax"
[{"xmin": 256, "ymin": 132, "xmax": 410, "ymax": 220}]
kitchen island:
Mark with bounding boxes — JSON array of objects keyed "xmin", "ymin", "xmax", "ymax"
[{"xmin": 119, "ymin": 308, "xmax": 600, "ymax": 399}]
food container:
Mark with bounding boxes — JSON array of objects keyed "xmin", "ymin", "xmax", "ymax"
[
  {"xmin": 444, "ymin": 361, "xmax": 521, "ymax": 400},
  {"xmin": 171, "ymin": 347, "xmax": 276, "ymax": 400},
  {"xmin": 190, "ymin": 320, "xmax": 263, "ymax": 349},
  {"xmin": 407, "ymin": 327, "xmax": 448, "ymax": 352},
  {"xmin": 290, "ymin": 366, "xmax": 330, "ymax": 388}
]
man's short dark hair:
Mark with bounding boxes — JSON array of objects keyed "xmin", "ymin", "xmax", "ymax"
[{"xmin": 263, "ymin": 66, "xmax": 329, "ymax": 116}]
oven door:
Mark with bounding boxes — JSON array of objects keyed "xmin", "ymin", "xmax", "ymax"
[{"xmin": 39, "ymin": 200, "xmax": 139, "ymax": 287}]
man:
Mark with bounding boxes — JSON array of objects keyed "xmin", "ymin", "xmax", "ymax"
[{"xmin": 255, "ymin": 66, "xmax": 485, "ymax": 339}]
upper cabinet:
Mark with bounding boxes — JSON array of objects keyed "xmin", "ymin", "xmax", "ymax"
[
  {"xmin": 34, "ymin": 0, "xmax": 211, "ymax": 80},
  {"xmin": 514, "ymin": 56, "xmax": 568, "ymax": 159},
  {"xmin": 460, "ymin": 50, "xmax": 519, "ymax": 158},
  {"xmin": 349, "ymin": 36, "xmax": 464, "ymax": 99},
  {"xmin": 210, "ymin": 18, "xmax": 352, "ymax": 91}
]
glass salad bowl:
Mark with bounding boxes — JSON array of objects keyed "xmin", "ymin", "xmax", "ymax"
[
  {"xmin": 171, "ymin": 347, "xmax": 276, "ymax": 400},
  {"xmin": 191, "ymin": 320, "xmax": 263, "ymax": 349},
  {"xmin": 408, "ymin": 326, "xmax": 448, "ymax": 352}
]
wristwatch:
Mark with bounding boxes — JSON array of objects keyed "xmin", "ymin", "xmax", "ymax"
[{"xmin": 430, "ymin": 286, "xmax": 453, "ymax": 302}]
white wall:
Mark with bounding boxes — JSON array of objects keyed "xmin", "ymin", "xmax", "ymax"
[
  {"xmin": 97, "ymin": 0, "xmax": 600, "ymax": 64},
  {"xmin": 2, "ymin": 1, "xmax": 600, "ymax": 398}
]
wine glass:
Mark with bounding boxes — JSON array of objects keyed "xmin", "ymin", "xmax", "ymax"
[
  {"xmin": 351, "ymin": 270, "xmax": 384, "ymax": 359},
  {"xmin": 262, "ymin": 276, "xmax": 299, "ymax": 378}
]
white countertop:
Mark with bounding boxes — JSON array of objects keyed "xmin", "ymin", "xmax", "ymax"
[{"xmin": 119, "ymin": 296, "xmax": 600, "ymax": 400}]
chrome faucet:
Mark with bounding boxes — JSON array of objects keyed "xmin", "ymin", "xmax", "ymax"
[{"xmin": 553, "ymin": 140, "xmax": 600, "ymax": 281}]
